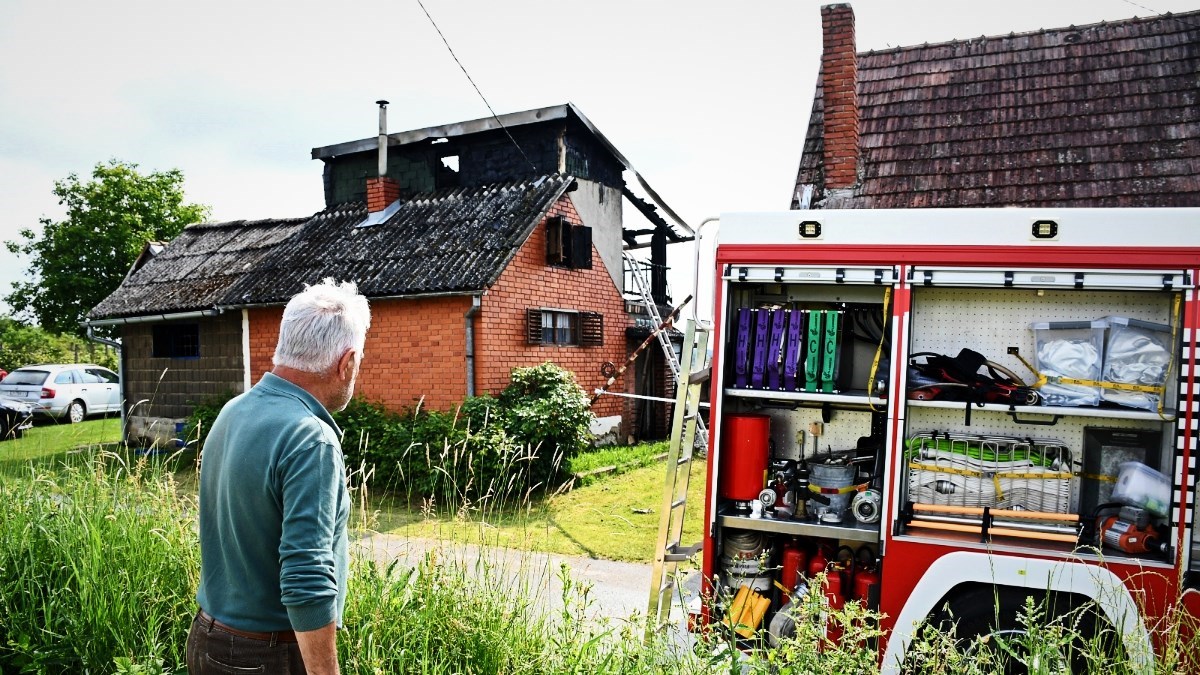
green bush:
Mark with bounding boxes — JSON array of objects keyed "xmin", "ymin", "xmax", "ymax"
[
  {"xmin": 183, "ymin": 388, "xmax": 239, "ymax": 450},
  {"xmin": 498, "ymin": 362, "xmax": 594, "ymax": 480},
  {"xmin": 0, "ymin": 315, "xmax": 118, "ymax": 372},
  {"xmin": 335, "ymin": 363, "xmax": 594, "ymax": 502},
  {"xmin": 186, "ymin": 363, "xmax": 594, "ymax": 505}
]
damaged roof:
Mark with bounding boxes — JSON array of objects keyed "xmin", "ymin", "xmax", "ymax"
[
  {"xmin": 225, "ymin": 174, "xmax": 573, "ymax": 304},
  {"xmin": 796, "ymin": 10, "xmax": 1200, "ymax": 208},
  {"xmin": 89, "ymin": 174, "xmax": 573, "ymax": 319},
  {"xmin": 88, "ymin": 217, "xmax": 308, "ymax": 319}
]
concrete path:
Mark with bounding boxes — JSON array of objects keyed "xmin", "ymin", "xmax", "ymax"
[{"xmin": 357, "ymin": 532, "xmax": 700, "ymax": 627}]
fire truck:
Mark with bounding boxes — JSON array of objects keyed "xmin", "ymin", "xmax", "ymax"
[{"xmin": 691, "ymin": 207, "xmax": 1200, "ymax": 670}]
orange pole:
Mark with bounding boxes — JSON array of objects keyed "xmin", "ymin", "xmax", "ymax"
[{"xmin": 911, "ymin": 502, "xmax": 1079, "ymax": 522}]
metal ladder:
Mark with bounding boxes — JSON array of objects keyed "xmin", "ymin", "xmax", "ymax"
[
  {"xmin": 646, "ymin": 318, "xmax": 710, "ymax": 634},
  {"xmin": 623, "ymin": 252, "xmax": 708, "ymax": 447}
]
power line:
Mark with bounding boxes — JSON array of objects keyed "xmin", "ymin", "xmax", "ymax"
[
  {"xmin": 415, "ymin": 0, "xmax": 540, "ymax": 175},
  {"xmin": 1118, "ymin": 0, "xmax": 1200, "ymax": 29}
]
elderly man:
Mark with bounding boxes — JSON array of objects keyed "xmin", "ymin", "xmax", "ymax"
[{"xmin": 187, "ymin": 278, "xmax": 370, "ymax": 675}]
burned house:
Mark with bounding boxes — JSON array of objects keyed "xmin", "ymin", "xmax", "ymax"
[{"xmin": 87, "ymin": 103, "xmax": 691, "ymax": 445}]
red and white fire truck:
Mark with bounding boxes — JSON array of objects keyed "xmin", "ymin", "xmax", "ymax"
[{"xmin": 696, "ymin": 207, "xmax": 1200, "ymax": 670}]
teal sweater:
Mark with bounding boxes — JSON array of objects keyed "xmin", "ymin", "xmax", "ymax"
[{"xmin": 196, "ymin": 373, "xmax": 349, "ymax": 633}]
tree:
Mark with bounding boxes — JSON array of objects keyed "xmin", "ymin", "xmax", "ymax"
[
  {"xmin": 5, "ymin": 160, "xmax": 209, "ymax": 337},
  {"xmin": 0, "ymin": 316, "xmax": 118, "ymax": 372}
]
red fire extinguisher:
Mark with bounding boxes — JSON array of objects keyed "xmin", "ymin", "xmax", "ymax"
[
  {"xmin": 808, "ymin": 542, "xmax": 831, "ymax": 578},
  {"xmin": 779, "ymin": 538, "xmax": 807, "ymax": 598},
  {"xmin": 853, "ymin": 565, "xmax": 881, "ymax": 608},
  {"xmin": 823, "ymin": 563, "xmax": 846, "ymax": 608},
  {"xmin": 822, "ymin": 562, "xmax": 847, "ymax": 647},
  {"xmin": 852, "ymin": 545, "xmax": 880, "ymax": 607}
]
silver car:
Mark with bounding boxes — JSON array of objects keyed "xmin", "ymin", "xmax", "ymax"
[{"xmin": 0, "ymin": 364, "xmax": 121, "ymax": 423}]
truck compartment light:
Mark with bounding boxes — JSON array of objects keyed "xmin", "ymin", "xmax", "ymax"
[{"xmin": 1032, "ymin": 219, "xmax": 1058, "ymax": 239}]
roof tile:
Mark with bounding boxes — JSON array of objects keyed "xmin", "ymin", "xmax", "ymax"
[{"xmin": 795, "ymin": 10, "xmax": 1200, "ymax": 208}]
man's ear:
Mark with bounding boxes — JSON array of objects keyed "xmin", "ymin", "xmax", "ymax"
[{"xmin": 336, "ymin": 348, "xmax": 356, "ymax": 378}]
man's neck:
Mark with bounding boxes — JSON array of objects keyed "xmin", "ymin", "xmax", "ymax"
[{"xmin": 271, "ymin": 366, "xmax": 335, "ymax": 410}]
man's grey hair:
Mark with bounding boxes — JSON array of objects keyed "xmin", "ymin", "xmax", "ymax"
[{"xmin": 273, "ymin": 278, "xmax": 371, "ymax": 373}]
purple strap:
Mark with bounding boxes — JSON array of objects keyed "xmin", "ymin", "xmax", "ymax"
[
  {"xmin": 751, "ymin": 309, "xmax": 770, "ymax": 389},
  {"xmin": 734, "ymin": 309, "xmax": 752, "ymax": 388},
  {"xmin": 767, "ymin": 309, "xmax": 787, "ymax": 390},
  {"xmin": 784, "ymin": 309, "xmax": 804, "ymax": 391}
]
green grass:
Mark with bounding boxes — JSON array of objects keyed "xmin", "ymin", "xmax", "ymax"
[
  {"xmin": 369, "ymin": 456, "xmax": 706, "ymax": 563},
  {"xmin": 1, "ymin": 434, "xmax": 1197, "ymax": 673},
  {"xmin": 0, "ymin": 452, "xmax": 199, "ymax": 672},
  {"xmin": 0, "ymin": 417, "xmax": 122, "ymax": 471},
  {"xmin": 566, "ymin": 441, "xmax": 670, "ymax": 482}
]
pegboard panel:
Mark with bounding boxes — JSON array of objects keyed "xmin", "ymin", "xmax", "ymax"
[
  {"xmin": 909, "ymin": 287, "xmax": 1175, "ymax": 375},
  {"xmin": 721, "ymin": 399, "xmax": 876, "ymax": 461},
  {"xmin": 762, "ymin": 407, "xmax": 876, "ymax": 461}
]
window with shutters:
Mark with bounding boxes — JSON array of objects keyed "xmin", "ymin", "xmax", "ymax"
[
  {"xmin": 545, "ymin": 216, "xmax": 593, "ymax": 269},
  {"xmin": 526, "ymin": 309, "xmax": 603, "ymax": 346}
]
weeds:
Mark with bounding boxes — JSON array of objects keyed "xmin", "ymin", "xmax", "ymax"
[
  {"xmin": 0, "ymin": 450, "xmax": 198, "ymax": 672},
  {"xmin": 1, "ymin": 431, "xmax": 1198, "ymax": 673}
]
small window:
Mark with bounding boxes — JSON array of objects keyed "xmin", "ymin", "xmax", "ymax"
[
  {"xmin": 3, "ymin": 370, "xmax": 48, "ymax": 386},
  {"xmin": 55, "ymin": 370, "xmax": 79, "ymax": 385},
  {"xmin": 543, "ymin": 311, "xmax": 576, "ymax": 345},
  {"xmin": 86, "ymin": 368, "xmax": 118, "ymax": 384},
  {"xmin": 526, "ymin": 309, "xmax": 603, "ymax": 347},
  {"xmin": 153, "ymin": 323, "xmax": 200, "ymax": 359},
  {"xmin": 545, "ymin": 216, "xmax": 593, "ymax": 270}
]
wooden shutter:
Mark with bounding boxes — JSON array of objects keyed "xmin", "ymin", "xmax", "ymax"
[
  {"xmin": 526, "ymin": 308, "xmax": 543, "ymax": 344},
  {"xmin": 570, "ymin": 225, "xmax": 593, "ymax": 269},
  {"xmin": 580, "ymin": 311, "xmax": 603, "ymax": 346}
]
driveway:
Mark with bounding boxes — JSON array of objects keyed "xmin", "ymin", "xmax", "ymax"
[{"xmin": 358, "ymin": 532, "xmax": 700, "ymax": 628}]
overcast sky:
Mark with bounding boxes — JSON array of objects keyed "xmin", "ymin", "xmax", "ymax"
[{"xmin": 1, "ymin": 0, "xmax": 1195, "ymax": 322}]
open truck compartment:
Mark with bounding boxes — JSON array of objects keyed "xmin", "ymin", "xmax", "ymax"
[{"xmin": 692, "ymin": 209, "xmax": 1200, "ymax": 664}]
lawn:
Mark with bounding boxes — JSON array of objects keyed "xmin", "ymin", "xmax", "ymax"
[
  {"xmin": 369, "ymin": 455, "xmax": 708, "ymax": 563},
  {"xmin": 0, "ymin": 417, "xmax": 123, "ymax": 472},
  {"xmin": 0, "ymin": 418, "xmax": 705, "ymax": 565}
]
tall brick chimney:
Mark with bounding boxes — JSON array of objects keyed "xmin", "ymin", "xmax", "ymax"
[{"xmin": 821, "ymin": 3, "xmax": 859, "ymax": 189}]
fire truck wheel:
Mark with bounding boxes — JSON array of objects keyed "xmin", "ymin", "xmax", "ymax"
[{"xmin": 920, "ymin": 585, "xmax": 1119, "ymax": 675}]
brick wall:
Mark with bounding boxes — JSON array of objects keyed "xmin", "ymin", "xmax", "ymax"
[
  {"xmin": 357, "ymin": 295, "xmax": 473, "ymax": 410},
  {"xmin": 250, "ymin": 297, "xmax": 472, "ymax": 412},
  {"xmin": 247, "ymin": 306, "xmax": 282, "ymax": 384},
  {"xmin": 477, "ymin": 195, "xmax": 629, "ymax": 419},
  {"xmin": 122, "ymin": 313, "xmax": 244, "ymax": 419}
]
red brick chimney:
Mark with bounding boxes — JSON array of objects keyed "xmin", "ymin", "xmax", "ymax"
[
  {"xmin": 366, "ymin": 176, "xmax": 400, "ymax": 212},
  {"xmin": 366, "ymin": 100, "xmax": 399, "ymax": 213},
  {"xmin": 821, "ymin": 3, "xmax": 859, "ymax": 189}
]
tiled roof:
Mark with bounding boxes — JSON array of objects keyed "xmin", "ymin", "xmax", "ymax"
[
  {"xmin": 796, "ymin": 10, "xmax": 1200, "ymax": 208},
  {"xmin": 90, "ymin": 174, "xmax": 572, "ymax": 318},
  {"xmin": 88, "ymin": 217, "xmax": 308, "ymax": 319}
]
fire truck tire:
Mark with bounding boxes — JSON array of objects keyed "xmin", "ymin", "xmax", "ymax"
[{"xmin": 921, "ymin": 584, "xmax": 1119, "ymax": 675}]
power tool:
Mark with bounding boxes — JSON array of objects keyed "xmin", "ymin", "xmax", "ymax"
[{"xmin": 1097, "ymin": 506, "xmax": 1167, "ymax": 555}]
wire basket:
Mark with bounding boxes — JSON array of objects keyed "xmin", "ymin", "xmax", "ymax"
[{"xmin": 905, "ymin": 432, "xmax": 1074, "ymax": 514}]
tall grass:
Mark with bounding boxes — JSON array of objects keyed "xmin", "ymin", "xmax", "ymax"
[
  {"xmin": 0, "ymin": 449, "xmax": 198, "ymax": 673},
  {"xmin": 0, "ymin": 434, "xmax": 1197, "ymax": 674}
]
